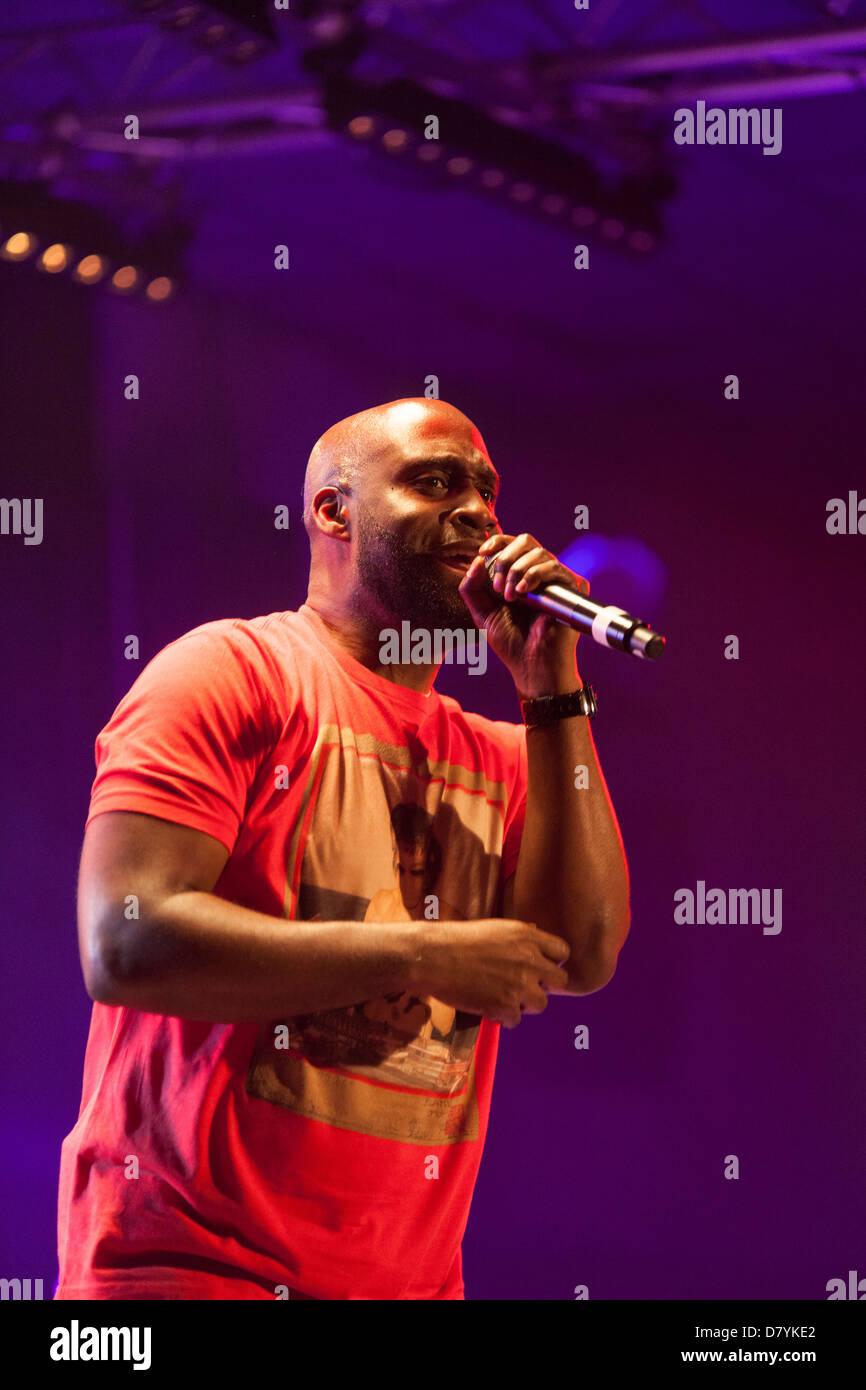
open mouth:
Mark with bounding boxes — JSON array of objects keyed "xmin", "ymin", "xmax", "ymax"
[{"xmin": 435, "ymin": 550, "xmax": 478, "ymax": 573}]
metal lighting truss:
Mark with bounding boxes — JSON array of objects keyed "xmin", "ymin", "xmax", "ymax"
[
  {"xmin": 0, "ymin": 5, "xmax": 863, "ymax": 171},
  {"xmin": 0, "ymin": 2, "xmax": 863, "ymax": 256},
  {"xmin": 536, "ymin": 16, "xmax": 866, "ymax": 105}
]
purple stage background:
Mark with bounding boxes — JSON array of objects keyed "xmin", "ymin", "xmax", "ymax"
[{"xmin": 1, "ymin": 2, "xmax": 864, "ymax": 1301}]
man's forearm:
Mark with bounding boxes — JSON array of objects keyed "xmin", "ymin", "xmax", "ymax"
[
  {"xmin": 92, "ymin": 892, "xmax": 422, "ymax": 1022},
  {"xmin": 510, "ymin": 705, "xmax": 631, "ymax": 993}
]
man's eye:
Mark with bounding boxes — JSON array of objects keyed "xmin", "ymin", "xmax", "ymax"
[{"xmin": 417, "ymin": 476, "xmax": 495, "ymax": 505}]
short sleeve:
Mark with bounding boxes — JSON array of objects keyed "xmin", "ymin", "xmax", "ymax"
[{"xmin": 85, "ymin": 623, "xmax": 281, "ymax": 855}]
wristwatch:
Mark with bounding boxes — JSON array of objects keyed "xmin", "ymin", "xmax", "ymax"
[{"xmin": 520, "ymin": 684, "xmax": 598, "ymax": 726}]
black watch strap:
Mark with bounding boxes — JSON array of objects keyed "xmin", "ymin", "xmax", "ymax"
[{"xmin": 520, "ymin": 684, "xmax": 597, "ymax": 726}]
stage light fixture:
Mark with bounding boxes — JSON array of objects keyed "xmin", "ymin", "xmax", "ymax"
[
  {"xmin": 37, "ymin": 243, "xmax": 71, "ymax": 273},
  {"xmin": 119, "ymin": 0, "xmax": 277, "ymax": 65},
  {"xmin": 145, "ymin": 275, "xmax": 173, "ymax": 302},
  {"xmin": 2, "ymin": 231, "xmax": 37, "ymax": 261},
  {"xmin": 320, "ymin": 74, "xmax": 672, "ymax": 252},
  {"xmin": 297, "ymin": 1, "xmax": 367, "ymax": 78},
  {"xmin": 164, "ymin": 4, "xmax": 201, "ymax": 27},
  {"xmin": 347, "ymin": 117, "xmax": 374, "ymax": 139},
  {"xmin": 0, "ymin": 182, "xmax": 189, "ymax": 299},
  {"xmin": 110, "ymin": 265, "xmax": 142, "ymax": 293},
  {"xmin": 73, "ymin": 254, "xmax": 108, "ymax": 283},
  {"xmin": 628, "ymin": 230, "xmax": 654, "ymax": 253}
]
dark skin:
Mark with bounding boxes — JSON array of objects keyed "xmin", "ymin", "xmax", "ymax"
[
  {"xmin": 78, "ymin": 399, "xmax": 628, "ymax": 1029},
  {"xmin": 305, "ymin": 398, "xmax": 631, "ymax": 991},
  {"xmin": 305, "ymin": 397, "xmax": 583, "ymax": 697}
]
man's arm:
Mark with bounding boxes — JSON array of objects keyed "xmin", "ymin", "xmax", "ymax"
[
  {"xmin": 502, "ymin": 706, "xmax": 631, "ymax": 995},
  {"xmin": 78, "ymin": 811, "xmax": 421, "ymax": 1022},
  {"xmin": 459, "ymin": 532, "xmax": 631, "ymax": 995}
]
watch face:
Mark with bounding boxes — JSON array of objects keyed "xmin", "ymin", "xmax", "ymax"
[{"xmin": 584, "ymin": 685, "xmax": 598, "ymax": 716}]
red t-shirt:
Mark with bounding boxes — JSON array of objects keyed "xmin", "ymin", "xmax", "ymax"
[{"xmin": 56, "ymin": 603, "xmax": 528, "ymax": 1300}]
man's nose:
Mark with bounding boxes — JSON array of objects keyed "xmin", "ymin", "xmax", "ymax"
[{"xmin": 450, "ymin": 490, "xmax": 498, "ymax": 534}]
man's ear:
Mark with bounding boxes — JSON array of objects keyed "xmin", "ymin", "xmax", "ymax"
[{"xmin": 312, "ymin": 486, "xmax": 350, "ymax": 537}]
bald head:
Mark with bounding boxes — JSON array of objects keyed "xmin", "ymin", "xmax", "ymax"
[
  {"xmin": 301, "ymin": 396, "xmax": 499, "ymax": 634},
  {"xmin": 301, "ymin": 398, "xmax": 487, "ymax": 540}
]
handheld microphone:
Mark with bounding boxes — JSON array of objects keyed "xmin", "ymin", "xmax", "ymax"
[{"xmin": 482, "ymin": 554, "xmax": 666, "ymax": 660}]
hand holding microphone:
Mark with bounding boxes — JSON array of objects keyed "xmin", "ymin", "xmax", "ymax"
[{"xmin": 460, "ymin": 531, "xmax": 665, "ymax": 661}]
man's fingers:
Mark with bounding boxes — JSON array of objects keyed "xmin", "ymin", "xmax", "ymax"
[
  {"xmin": 458, "ymin": 556, "xmax": 501, "ymax": 619},
  {"xmin": 532, "ymin": 928, "xmax": 572, "ymax": 964}
]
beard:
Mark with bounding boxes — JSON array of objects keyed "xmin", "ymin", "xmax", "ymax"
[{"xmin": 354, "ymin": 508, "xmax": 479, "ymax": 632}]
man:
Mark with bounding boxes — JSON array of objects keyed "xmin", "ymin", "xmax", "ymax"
[{"xmin": 56, "ymin": 397, "xmax": 630, "ymax": 1301}]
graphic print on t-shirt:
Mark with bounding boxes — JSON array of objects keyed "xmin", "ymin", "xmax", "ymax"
[{"xmin": 245, "ymin": 722, "xmax": 509, "ymax": 1145}]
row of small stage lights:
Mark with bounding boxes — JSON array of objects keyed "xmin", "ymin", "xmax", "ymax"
[
  {"xmin": 0, "ymin": 229, "xmax": 174, "ymax": 301},
  {"xmin": 342, "ymin": 114, "xmax": 659, "ymax": 255}
]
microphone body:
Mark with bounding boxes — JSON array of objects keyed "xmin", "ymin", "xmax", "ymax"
[{"xmin": 482, "ymin": 555, "xmax": 665, "ymax": 660}]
